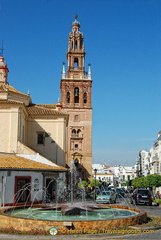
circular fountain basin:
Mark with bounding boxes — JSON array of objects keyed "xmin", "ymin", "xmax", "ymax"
[{"xmin": 0, "ymin": 204, "xmax": 147, "ymax": 235}]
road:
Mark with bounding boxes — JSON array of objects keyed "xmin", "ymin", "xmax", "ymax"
[
  {"xmin": 116, "ymin": 195, "xmax": 161, "ymax": 217},
  {"xmin": 0, "ymin": 197, "xmax": 161, "ymax": 240}
]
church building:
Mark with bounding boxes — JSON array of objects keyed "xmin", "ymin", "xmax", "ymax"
[{"xmin": 0, "ymin": 55, "xmax": 68, "ymax": 205}]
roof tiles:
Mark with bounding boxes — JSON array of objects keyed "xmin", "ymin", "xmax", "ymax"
[
  {"xmin": 0, "ymin": 154, "xmax": 66, "ymax": 171},
  {"xmin": 27, "ymin": 104, "xmax": 67, "ymax": 117}
]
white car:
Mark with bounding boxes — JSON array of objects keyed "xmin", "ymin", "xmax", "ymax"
[{"xmin": 96, "ymin": 191, "xmax": 117, "ymax": 204}]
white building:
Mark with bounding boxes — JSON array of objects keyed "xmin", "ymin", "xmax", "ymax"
[
  {"xmin": 149, "ymin": 131, "xmax": 161, "ymax": 175},
  {"xmin": 0, "ymin": 153, "xmax": 66, "ymax": 206},
  {"xmin": 92, "ymin": 164, "xmax": 136, "ymax": 188},
  {"xmin": 92, "ymin": 164, "xmax": 115, "ymax": 186},
  {"xmin": 139, "ymin": 150, "xmax": 151, "ymax": 177}
]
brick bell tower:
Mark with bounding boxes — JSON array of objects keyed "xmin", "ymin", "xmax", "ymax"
[{"xmin": 60, "ymin": 16, "xmax": 92, "ymax": 180}]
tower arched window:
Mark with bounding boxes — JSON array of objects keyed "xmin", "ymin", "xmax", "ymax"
[
  {"xmin": 71, "ymin": 129, "xmax": 81, "ymax": 138},
  {"xmin": 74, "ymin": 58, "xmax": 79, "ymax": 69},
  {"xmin": 77, "ymin": 129, "xmax": 81, "ymax": 137},
  {"xmin": 74, "ymin": 87, "xmax": 79, "ymax": 105},
  {"xmin": 74, "ymin": 40, "xmax": 78, "ymax": 49},
  {"xmin": 66, "ymin": 92, "xmax": 70, "ymax": 104},
  {"xmin": 83, "ymin": 92, "xmax": 87, "ymax": 105},
  {"xmin": 80, "ymin": 39, "xmax": 83, "ymax": 49},
  {"xmin": 72, "ymin": 129, "xmax": 76, "ymax": 137}
]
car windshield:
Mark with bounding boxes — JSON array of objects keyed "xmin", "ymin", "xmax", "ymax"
[
  {"xmin": 117, "ymin": 189, "xmax": 123, "ymax": 192},
  {"xmin": 101, "ymin": 191, "xmax": 111, "ymax": 195},
  {"xmin": 138, "ymin": 190, "xmax": 149, "ymax": 195}
]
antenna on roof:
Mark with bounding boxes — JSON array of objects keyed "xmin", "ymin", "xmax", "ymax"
[{"xmin": 0, "ymin": 40, "xmax": 5, "ymax": 57}]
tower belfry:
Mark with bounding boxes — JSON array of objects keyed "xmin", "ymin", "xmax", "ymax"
[
  {"xmin": 60, "ymin": 16, "xmax": 93, "ymax": 179},
  {"xmin": 67, "ymin": 16, "xmax": 85, "ymax": 78}
]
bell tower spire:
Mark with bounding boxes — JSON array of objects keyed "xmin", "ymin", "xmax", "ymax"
[{"xmin": 67, "ymin": 15, "xmax": 86, "ymax": 79}]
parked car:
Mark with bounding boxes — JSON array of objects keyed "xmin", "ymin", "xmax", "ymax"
[
  {"xmin": 96, "ymin": 191, "xmax": 117, "ymax": 204},
  {"xmin": 130, "ymin": 189, "xmax": 152, "ymax": 206},
  {"xmin": 116, "ymin": 188, "xmax": 125, "ymax": 197}
]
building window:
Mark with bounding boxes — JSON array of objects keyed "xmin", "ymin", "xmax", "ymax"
[
  {"xmin": 37, "ymin": 132, "xmax": 44, "ymax": 145},
  {"xmin": 74, "ymin": 115, "xmax": 79, "ymax": 121},
  {"xmin": 72, "ymin": 129, "xmax": 77, "ymax": 137},
  {"xmin": 71, "ymin": 129, "xmax": 81, "ymax": 138},
  {"xmin": 83, "ymin": 92, "xmax": 87, "ymax": 105},
  {"xmin": 74, "ymin": 87, "xmax": 79, "ymax": 105},
  {"xmin": 74, "ymin": 58, "xmax": 79, "ymax": 68},
  {"xmin": 74, "ymin": 40, "xmax": 78, "ymax": 49},
  {"xmin": 66, "ymin": 92, "xmax": 70, "ymax": 104},
  {"xmin": 75, "ymin": 144, "xmax": 78, "ymax": 150}
]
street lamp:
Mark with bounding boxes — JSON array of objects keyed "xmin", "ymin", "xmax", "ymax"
[{"xmin": 94, "ymin": 168, "xmax": 97, "ymax": 200}]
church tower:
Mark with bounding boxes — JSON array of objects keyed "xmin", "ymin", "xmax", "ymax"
[
  {"xmin": 60, "ymin": 16, "xmax": 92, "ymax": 179},
  {"xmin": 0, "ymin": 56, "xmax": 9, "ymax": 84}
]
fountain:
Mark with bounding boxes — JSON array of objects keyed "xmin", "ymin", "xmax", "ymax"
[
  {"xmin": 0, "ymin": 163, "xmax": 147, "ymax": 235},
  {"xmin": 0, "ymin": 203, "xmax": 147, "ymax": 235}
]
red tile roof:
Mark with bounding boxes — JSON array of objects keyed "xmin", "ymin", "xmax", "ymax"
[
  {"xmin": 0, "ymin": 154, "xmax": 67, "ymax": 171},
  {"xmin": 27, "ymin": 104, "xmax": 67, "ymax": 117}
]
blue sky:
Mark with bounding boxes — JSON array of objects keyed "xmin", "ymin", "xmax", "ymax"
[{"xmin": 1, "ymin": 0, "xmax": 161, "ymax": 166}]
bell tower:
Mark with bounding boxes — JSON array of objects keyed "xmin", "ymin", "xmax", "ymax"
[
  {"xmin": 0, "ymin": 56, "xmax": 9, "ymax": 84},
  {"xmin": 60, "ymin": 16, "xmax": 92, "ymax": 179}
]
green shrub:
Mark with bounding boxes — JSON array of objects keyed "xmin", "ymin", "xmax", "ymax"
[{"xmin": 155, "ymin": 199, "xmax": 161, "ymax": 205}]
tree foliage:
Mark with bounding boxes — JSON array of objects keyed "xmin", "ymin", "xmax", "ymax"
[
  {"xmin": 122, "ymin": 182, "xmax": 129, "ymax": 186},
  {"xmin": 90, "ymin": 179, "xmax": 100, "ymax": 187},
  {"xmin": 78, "ymin": 180, "xmax": 88, "ymax": 189},
  {"xmin": 146, "ymin": 174, "xmax": 161, "ymax": 188},
  {"xmin": 132, "ymin": 174, "xmax": 161, "ymax": 189}
]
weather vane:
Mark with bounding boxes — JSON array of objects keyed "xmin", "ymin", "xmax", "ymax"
[{"xmin": 0, "ymin": 40, "xmax": 4, "ymax": 57}]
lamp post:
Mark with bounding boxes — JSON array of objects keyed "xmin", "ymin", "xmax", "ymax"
[{"xmin": 94, "ymin": 168, "xmax": 97, "ymax": 200}]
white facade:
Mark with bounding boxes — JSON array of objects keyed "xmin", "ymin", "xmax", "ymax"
[
  {"xmin": 92, "ymin": 164, "xmax": 136, "ymax": 187},
  {"xmin": 0, "ymin": 153, "xmax": 66, "ymax": 206},
  {"xmin": 0, "ymin": 170, "xmax": 43, "ymax": 206},
  {"xmin": 137, "ymin": 131, "xmax": 161, "ymax": 176},
  {"xmin": 149, "ymin": 132, "xmax": 161, "ymax": 175},
  {"xmin": 139, "ymin": 150, "xmax": 151, "ymax": 177}
]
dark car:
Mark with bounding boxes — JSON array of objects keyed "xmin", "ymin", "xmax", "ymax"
[
  {"xmin": 116, "ymin": 188, "xmax": 125, "ymax": 197},
  {"xmin": 131, "ymin": 189, "xmax": 152, "ymax": 206}
]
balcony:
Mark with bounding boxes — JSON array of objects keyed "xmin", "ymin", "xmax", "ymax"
[
  {"xmin": 71, "ymin": 134, "xmax": 83, "ymax": 139},
  {"xmin": 62, "ymin": 74, "xmax": 91, "ymax": 80}
]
